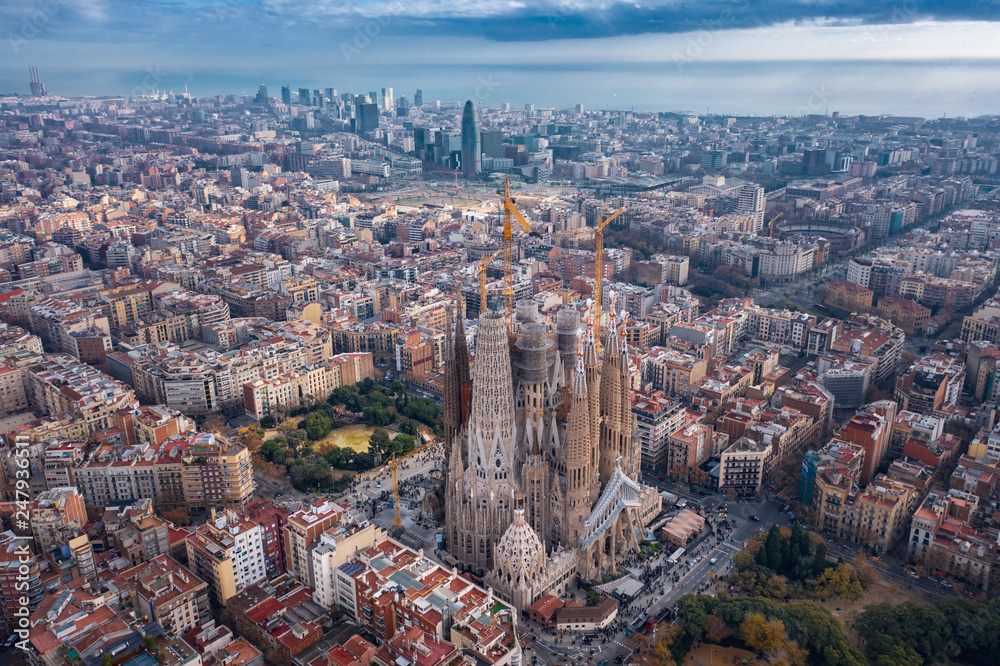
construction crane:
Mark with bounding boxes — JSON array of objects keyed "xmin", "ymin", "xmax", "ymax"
[
  {"xmin": 768, "ymin": 211, "xmax": 784, "ymax": 239},
  {"xmin": 473, "ymin": 246, "xmax": 504, "ymax": 315},
  {"xmin": 497, "ymin": 178, "xmax": 540, "ymax": 319},
  {"xmin": 389, "ymin": 452, "xmax": 402, "ymax": 533},
  {"xmin": 590, "ymin": 206, "xmax": 625, "ymax": 353}
]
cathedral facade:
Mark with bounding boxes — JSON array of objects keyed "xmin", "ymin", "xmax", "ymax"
[{"xmin": 443, "ymin": 300, "xmax": 661, "ymax": 611}]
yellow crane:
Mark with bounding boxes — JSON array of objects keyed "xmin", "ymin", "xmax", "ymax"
[
  {"xmin": 768, "ymin": 211, "xmax": 784, "ymax": 239},
  {"xmin": 473, "ymin": 246, "xmax": 504, "ymax": 315},
  {"xmin": 497, "ymin": 178, "xmax": 539, "ymax": 319},
  {"xmin": 590, "ymin": 206, "xmax": 625, "ymax": 353},
  {"xmin": 389, "ymin": 452, "xmax": 402, "ymax": 532}
]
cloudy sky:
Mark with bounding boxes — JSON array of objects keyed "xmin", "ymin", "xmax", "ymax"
[{"xmin": 2, "ymin": 1, "xmax": 999, "ymax": 113}]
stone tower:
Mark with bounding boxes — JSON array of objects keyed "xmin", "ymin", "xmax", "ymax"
[
  {"xmin": 446, "ymin": 309, "xmax": 518, "ymax": 573},
  {"xmin": 563, "ymin": 350, "xmax": 593, "ymax": 543}
]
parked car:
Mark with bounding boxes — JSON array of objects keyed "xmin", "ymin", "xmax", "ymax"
[{"xmin": 750, "ymin": 515, "xmax": 760, "ymax": 522}]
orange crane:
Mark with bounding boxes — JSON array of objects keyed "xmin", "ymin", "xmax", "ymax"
[
  {"xmin": 768, "ymin": 211, "xmax": 784, "ymax": 239},
  {"xmin": 497, "ymin": 178, "xmax": 539, "ymax": 319},
  {"xmin": 590, "ymin": 206, "xmax": 625, "ymax": 353},
  {"xmin": 474, "ymin": 246, "xmax": 504, "ymax": 315}
]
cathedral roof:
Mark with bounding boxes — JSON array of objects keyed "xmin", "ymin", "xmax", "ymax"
[{"xmin": 495, "ymin": 509, "xmax": 544, "ymax": 581}]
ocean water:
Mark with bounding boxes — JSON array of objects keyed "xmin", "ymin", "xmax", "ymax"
[{"xmin": 1, "ymin": 59, "xmax": 998, "ymax": 118}]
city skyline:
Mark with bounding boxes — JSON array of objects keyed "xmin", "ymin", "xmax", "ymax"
[{"xmin": 2, "ymin": 1, "xmax": 1000, "ymax": 115}]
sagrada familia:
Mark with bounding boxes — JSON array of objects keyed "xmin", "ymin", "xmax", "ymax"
[{"xmin": 443, "ymin": 298, "xmax": 661, "ymax": 612}]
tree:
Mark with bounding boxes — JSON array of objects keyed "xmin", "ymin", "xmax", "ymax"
[
  {"xmin": 765, "ymin": 525, "xmax": 783, "ymax": 571},
  {"xmin": 740, "ymin": 613, "xmax": 786, "ymax": 655},
  {"xmin": 815, "ymin": 563, "xmax": 864, "ymax": 601},
  {"xmin": 259, "ymin": 414, "xmax": 276, "ymax": 428},
  {"xmin": 391, "ymin": 380, "xmax": 406, "ymax": 396},
  {"xmin": 162, "ymin": 506, "xmax": 191, "ymax": 526},
  {"xmin": 586, "ymin": 590, "xmax": 601, "ymax": 606},
  {"xmin": 704, "ymin": 614, "xmax": 732, "ymax": 644},
  {"xmin": 299, "ymin": 411, "xmax": 332, "ymax": 441},
  {"xmin": 369, "ymin": 428, "xmax": 391, "ymax": 456},
  {"xmin": 400, "ymin": 419, "xmax": 420, "ymax": 436},
  {"xmin": 363, "ymin": 405, "xmax": 394, "ymax": 426},
  {"xmin": 261, "ymin": 439, "xmax": 283, "ymax": 462}
]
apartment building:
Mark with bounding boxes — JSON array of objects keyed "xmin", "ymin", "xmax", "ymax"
[
  {"xmin": 838, "ymin": 476, "xmax": 917, "ymax": 554},
  {"xmin": 115, "ymin": 554, "xmax": 211, "ymax": 636},
  {"xmin": 644, "ymin": 347, "xmax": 707, "ymax": 397},
  {"xmin": 876, "ymin": 297, "xmax": 931, "ymax": 335},
  {"xmin": 186, "ymin": 509, "xmax": 267, "ymax": 605},
  {"xmin": 30, "ymin": 486, "xmax": 87, "ymax": 555},
  {"xmin": 22, "ymin": 354, "xmax": 138, "ymax": 434},
  {"xmin": 284, "ymin": 500, "xmax": 346, "ymax": 586},
  {"xmin": 632, "ymin": 390, "xmax": 685, "ymax": 471},
  {"xmin": 894, "ymin": 352, "xmax": 964, "ymax": 415},
  {"xmin": 311, "ymin": 522, "xmax": 386, "ymax": 609},
  {"xmin": 718, "ymin": 437, "xmax": 773, "ymax": 497},
  {"xmin": 824, "ymin": 280, "xmax": 873, "ymax": 311},
  {"xmin": 908, "ymin": 490, "xmax": 993, "ymax": 591}
]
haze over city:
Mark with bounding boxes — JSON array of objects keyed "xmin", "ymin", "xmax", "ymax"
[{"xmin": 2, "ymin": 1, "xmax": 1000, "ymax": 114}]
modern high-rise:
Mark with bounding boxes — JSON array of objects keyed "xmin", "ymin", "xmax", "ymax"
[
  {"xmin": 281, "ymin": 86, "xmax": 292, "ymax": 104},
  {"xmin": 355, "ymin": 102, "xmax": 379, "ymax": 134},
  {"xmin": 461, "ymin": 100, "xmax": 481, "ymax": 179},
  {"xmin": 414, "ymin": 89, "xmax": 423, "ymax": 106},
  {"xmin": 29, "ymin": 65, "xmax": 46, "ymax": 97},
  {"xmin": 299, "ymin": 87, "xmax": 311, "ymax": 105},
  {"xmin": 381, "ymin": 87, "xmax": 394, "ymax": 110},
  {"xmin": 481, "ymin": 129, "xmax": 504, "ymax": 159},
  {"xmin": 254, "ymin": 84, "xmax": 268, "ymax": 104},
  {"xmin": 737, "ymin": 184, "xmax": 766, "ymax": 233}
]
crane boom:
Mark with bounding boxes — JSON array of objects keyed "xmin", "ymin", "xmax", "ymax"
[
  {"xmin": 497, "ymin": 178, "xmax": 538, "ymax": 320},
  {"xmin": 591, "ymin": 206, "xmax": 625, "ymax": 353},
  {"xmin": 474, "ymin": 246, "xmax": 504, "ymax": 315}
]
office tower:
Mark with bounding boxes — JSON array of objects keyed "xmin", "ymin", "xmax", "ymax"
[
  {"xmin": 575, "ymin": 103, "xmax": 584, "ymax": 114},
  {"xmin": 700, "ymin": 150, "xmax": 726, "ymax": 170},
  {"xmin": 325, "ymin": 88, "xmax": 336, "ymax": 103},
  {"xmin": 382, "ymin": 87, "xmax": 394, "ymax": 111},
  {"xmin": 396, "ymin": 97, "xmax": 410, "ymax": 117},
  {"xmin": 254, "ymin": 84, "xmax": 268, "ymax": 104},
  {"xmin": 355, "ymin": 102, "xmax": 380, "ymax": 134},
  {"xmin": 461, "ymin": 100, "xmax": 481, "ymax": 179},
  {"xmin": 414, "ymin": 89, "xmax": 423, "ymax": 106},
  {"xmin": 501, "ymin": 102, "xmax": 510, "ymax": 110},
  {"xmin": 369, "ymin": 91, "xmax": 379, "ymax": 106},
  {"xmin": 737, "ymin": 184, "xmax": 766, "ymax": 234},
  {"xmin": 525, "ymin": 103, "xmax": 534, "ymax": 112},
  {"xmin": 281, "ymin": 86, "xmax": 292, "ymax": 104},
  {"xmin": 29, "ymin": 66, "xmax": 46, "ymax": 97},
  {"xmin": 313, "ymin": 89, "xmax": 323, "ymax": 108},
  {"xmin": 802, "ymin": 149, "xmax": 830, "ymax": 176},
  {"xmin": 414, "ymin": 127, "xmax": 433, "ymax": 160},
  {"xmin": 298, "ymin": 87, "xmax": 311, "ymax": 105},
  {"xmin": 481, "ymin": 129, "xmax": 504, "ymax": 159}
]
